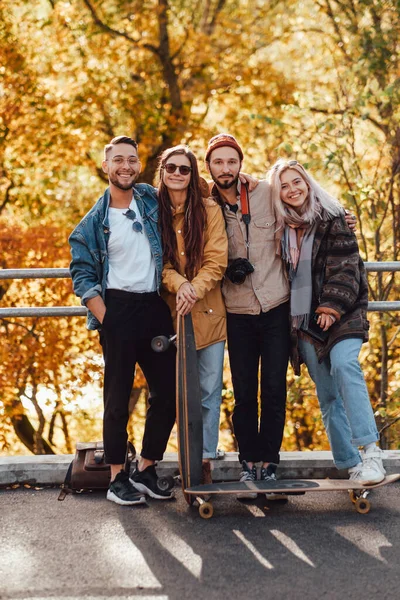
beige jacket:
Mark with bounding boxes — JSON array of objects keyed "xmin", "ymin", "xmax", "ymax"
[
  {"xmin": 219, "ymin": 180, "xmax": 289, "ymax": 314},
  {"xmin": 162, "ymin": 198, "xmax": 228, "ymax": 350}
]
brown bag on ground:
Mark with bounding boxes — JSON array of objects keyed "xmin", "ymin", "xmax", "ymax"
[{"xmin": 58, "ymin": 441, "xmax": 135, "ymax": 500}]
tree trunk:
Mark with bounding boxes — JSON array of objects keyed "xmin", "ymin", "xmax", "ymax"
[
  {"xmin": 11, "ymin": 410, "xmax": 55, "ymax": 455},
  {"xmin": 138, "ymin": 136, "xmax": 175, "ymax": 184}
]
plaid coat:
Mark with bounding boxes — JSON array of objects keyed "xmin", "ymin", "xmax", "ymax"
[{"xmin": 291, "ymin": 213, "xmax": 369, "ymax": 375}]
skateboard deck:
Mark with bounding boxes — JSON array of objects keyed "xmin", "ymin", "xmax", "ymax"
[
  {"xmin": 176, "ymin": 313, "xmax": 203, "ymax": 504},
  {"xmin": 186, "ymin": 474, "xmax": 400, "ymax": 518}
]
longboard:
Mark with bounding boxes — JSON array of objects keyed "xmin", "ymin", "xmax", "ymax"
[
  {"xmin": 186, "ymin": 474, "xmax": 400, "ymax": 518},
  {"xmin": 176, "ymin": 313, "xmax": 203, "ymax": 504}
]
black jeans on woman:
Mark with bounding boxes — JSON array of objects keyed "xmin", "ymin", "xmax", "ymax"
[
  {"xmin": 227, "ymin": 301, "xmax": 290, "ymax": 465},
  {"xmin": 100, "ymin": 290, "xmax": 176, "ymax": 465}
]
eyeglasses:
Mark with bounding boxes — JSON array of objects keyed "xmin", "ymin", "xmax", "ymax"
[
  {"xmin": 287, "ymin": 160, "xmax": 298, "ymax": 166},
  {"xmin": 163, "ymin": 163, "xmax": 192, "ymax": 175},
  {"xmin": 109, "ymin": 157, "xmax": 139, "ymax": 166},
  {"xmin": 123, "ymin": 208, "xmax": 143, "ymax": 233}
]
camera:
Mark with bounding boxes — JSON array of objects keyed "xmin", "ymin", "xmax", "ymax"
[{"xmin": 225, "ymin": 258, "xmax": 254, "ymax": 285}]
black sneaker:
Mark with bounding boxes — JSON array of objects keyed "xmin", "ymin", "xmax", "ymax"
[
  {"xmin": 260, "ymin": 463, "xmax": 277, "ymax": 482},
  {"xmin": 260, "ymin": 464, "xmax": 288, "ymax": 501},
  {"xmin": 131, "ymin": 463, "xmax": 174, "ymax": 500},
  {"xmin": 237, "ymin": 460, "xmax": 258, "ymax": 499},
  {"xmin": 106, "ymin": 471, "xmax": 147, "ymax": 506}
]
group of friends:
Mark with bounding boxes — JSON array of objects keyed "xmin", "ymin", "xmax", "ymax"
[{"xmin": 69, "ymin": 133, "xmax": 386, "ymax": 507}]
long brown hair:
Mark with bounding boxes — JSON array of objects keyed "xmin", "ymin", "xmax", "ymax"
[{"xmin": 158, "ymin": 145, "xmax": 207, "ymax": 281}]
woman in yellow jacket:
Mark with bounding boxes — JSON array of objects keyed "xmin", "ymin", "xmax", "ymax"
[{"xmin": 158, "ymin": 145, "xmax": 228, "ymax": 483}]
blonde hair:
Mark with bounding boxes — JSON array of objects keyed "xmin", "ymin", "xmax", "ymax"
[{"xmin": 268, "ymin": 159, "xmax": 343, "ymax": 229}]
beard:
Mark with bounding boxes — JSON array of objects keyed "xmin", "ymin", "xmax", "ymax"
[
  {"xmin": 109, "ymin": 172, "xmax": 139, "ymax": 191},
  {"xmin": 210, "ymin": 171, "xmax": 239, "ymax": 190}
]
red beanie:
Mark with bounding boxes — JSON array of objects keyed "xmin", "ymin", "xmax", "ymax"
[{"xmin": 205, "ymin": 133, "xmax": 244, "ymax": 162}]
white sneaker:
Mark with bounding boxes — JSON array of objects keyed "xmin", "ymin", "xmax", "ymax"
[
  {"xmin": 348, "ymin": 463, "xmax": 366, "ymax": 484},
  {"xmin": 361, "ymin": 445, "xmax": 386, "ymax": 484},
  {"xmin": 348, "ymin": 447, "xmax": 386, "ymax": 486}
]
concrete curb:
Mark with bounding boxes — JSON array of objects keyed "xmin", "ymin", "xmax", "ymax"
[{"xmin": 1, "ymin": 450, "xmax": 399, "ymax": 486}]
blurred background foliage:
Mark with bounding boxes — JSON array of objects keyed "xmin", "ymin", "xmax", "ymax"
[{"xmin": 0, "ymin": 0, "xmax": 399, "ymax": 455}]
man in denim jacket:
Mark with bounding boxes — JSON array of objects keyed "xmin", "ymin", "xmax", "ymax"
[{"xmin": 69, "ymin": 136, "xmax": 176, "ymax": 506}]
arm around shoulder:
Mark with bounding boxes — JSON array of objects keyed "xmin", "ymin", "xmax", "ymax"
[{"xmin": 318, "ymin": 215, "xmax": 363, "ymax": 318}]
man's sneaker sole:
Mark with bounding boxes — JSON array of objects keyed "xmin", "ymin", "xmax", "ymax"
[
  {"xmin": 236, "ymin": 492, "xmax": 257, "ymax": 500},
  {"xmin": 265, "ymin": 492, "xmax": 289, "ymax": 502},
  {"xmin": 131, "ymin": 480, "xmax": 174, "ymax": 500},
  {"xmin": 106, "ymin": 489, "xmax": 147, "ymax": 506}
]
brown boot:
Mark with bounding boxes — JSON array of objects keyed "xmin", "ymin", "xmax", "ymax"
[{"xmin": 201, "ymin": 461, "xmax": 212, "ymax": 485}]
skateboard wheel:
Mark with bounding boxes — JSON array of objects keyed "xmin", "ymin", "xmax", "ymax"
[
  {"xmin": 157, "ymin": 476, "xmax": 175, "ymax": 492},
  {"xmin": 355, "ymin": 497, "xmax": 371, "ymax": 514},
  {"xmin": 349, "ymin": 490, "xmax": 359, "ymax": 504},
  {"xmin": 199, "ymin": 502, "xmax": 213, "ymax": 519},
  {"xmin": 151, "ymin": 335, "xmax": 170, "ymax": 352}
]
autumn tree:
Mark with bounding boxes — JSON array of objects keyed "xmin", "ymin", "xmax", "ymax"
[
  {"xmin": 265, "ymin": 0, "xmax": 400, "ymax": 447},
  {"xmin": 0, "ymin": 219, "xmax": 150, "ymax": 454},
  {"xmin": 1, "ymin": 0, "xmax": 399, "ymax": 453},
  {"xmin": 1, "ymin": 0, "xmax": 296, "ymax": 224}
]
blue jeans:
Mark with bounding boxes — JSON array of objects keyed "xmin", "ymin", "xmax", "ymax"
[
  {"xmin": 197, "ymin": 341, "xmax": 225, "ymax": 459},
  {"xmin": 298, "ymin": 337, "xmax": 379, "ymax": 470}
]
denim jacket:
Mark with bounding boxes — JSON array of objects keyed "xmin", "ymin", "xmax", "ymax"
[{"xmin": 69, "ymin": 183, "xmax": 161, "ymax": 330}]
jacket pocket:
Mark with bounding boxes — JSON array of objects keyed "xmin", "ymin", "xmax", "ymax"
[
  {"xmin": 252, "ymin": 215, "xmax": 276, "ymax": 242},
  {"xmin": 192, "ymin": 305, "xmax": 226, "ymax": 318}
]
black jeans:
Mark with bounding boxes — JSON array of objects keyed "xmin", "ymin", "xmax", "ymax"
[
  {"xmin": 100, "ymin": 290, "xmax": 176, "ymax": 465},
  {"xmin": 227, "ymin": 302, "xmax": 290, "ymax": 464}
]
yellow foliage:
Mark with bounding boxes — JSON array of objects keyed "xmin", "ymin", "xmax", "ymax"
[{"xmin": 0, "ymin": 0, "xmax": 399, "ymax": 453}]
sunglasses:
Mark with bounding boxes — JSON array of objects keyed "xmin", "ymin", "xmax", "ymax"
[
  {"xmin": 123, "ymin": 208, "xmax": 143, "ymax": 233},
  {"xmin": 274, "ymin": 159, "xmax": 300, "ymax": 172},
  {"xmin": 163, "ymin": 163, "xmax": 192, "ymax": 176}
]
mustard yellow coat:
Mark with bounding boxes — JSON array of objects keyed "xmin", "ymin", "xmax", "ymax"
[{"xmin": 161, "ymin": 198, "xmax": 228, "ymax": 350}]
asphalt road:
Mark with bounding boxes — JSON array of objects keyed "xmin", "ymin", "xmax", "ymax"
[{"xmin": 1, "ymin": 482, "xmax": 399, "ymax": 600}]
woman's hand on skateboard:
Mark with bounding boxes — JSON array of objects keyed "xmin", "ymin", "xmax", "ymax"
[{"xmin": 177, "ymin": 282, "xmax": 198, "ymax": 315}]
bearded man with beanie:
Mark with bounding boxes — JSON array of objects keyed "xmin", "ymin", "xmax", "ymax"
[{"xmin": 205, "ymin": 133, "xmax": 290, "ymax": 498}]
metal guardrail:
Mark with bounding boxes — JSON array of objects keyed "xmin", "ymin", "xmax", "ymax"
[
  {"xmin": 0, "ymin": 263, "xmax": 399, "ymax": 318},
  {"xmin": 0, "ymin": 268, "xmax": 71, "ymax": 280}
]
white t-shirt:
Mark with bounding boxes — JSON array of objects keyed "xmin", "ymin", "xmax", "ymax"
[{"xmin": 106, "ymin": 198, "xmax": 157, "ymax": 292}]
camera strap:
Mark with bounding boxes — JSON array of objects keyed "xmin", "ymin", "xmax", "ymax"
[{"xmin": 240, "ymin": 184, "xmax": 251, "ymax": 258}]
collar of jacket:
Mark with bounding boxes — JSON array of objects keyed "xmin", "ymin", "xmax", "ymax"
[
  {"xmin": 211, "ymin": 180, "xmax": 242, "ymax": 207},
  {"xmin": 97, "ymin": 184, "xmax": 155, "ymax": 231},
  {"xmin": 171, "ymin": 202, "xmax": 185, "ymax": 216}
]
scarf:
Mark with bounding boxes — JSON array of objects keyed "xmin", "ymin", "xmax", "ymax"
[{"xmin": 281, "ymin": 223, "xmax": 317, "ymax": 329}]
